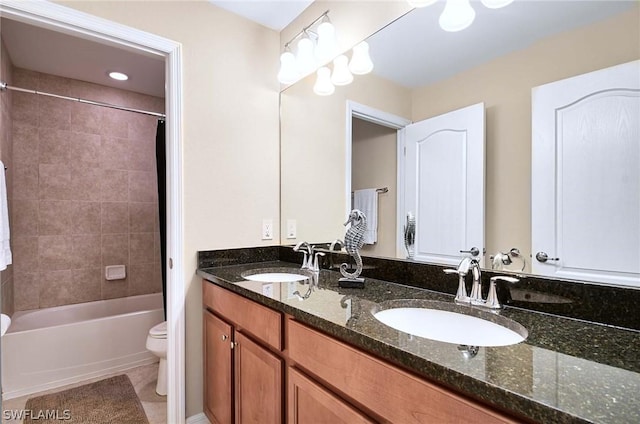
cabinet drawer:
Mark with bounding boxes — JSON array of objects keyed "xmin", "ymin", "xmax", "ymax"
[
  {"xmin": 287, "ymin": 319, "xmax": 519, "ymax": 424},
  {"xmin": 203, "ymin": 281, "xmax": 282, "ymax": 350}
]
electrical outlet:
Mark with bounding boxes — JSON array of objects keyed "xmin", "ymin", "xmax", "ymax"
[
  {"xmin": 286, "ymin": 219, "xmax": 297, "ymax": 239},
  {"xmin": 262, "ymin": 219, "xmax": 273, "ymax": 240}
]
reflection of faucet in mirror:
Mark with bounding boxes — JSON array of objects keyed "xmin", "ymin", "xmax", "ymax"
[
  {"xmin": 339, "ymin": 210, "xmax": 367, "ymax": 288},
  {"xmin": 491, "ymin": 248, "xmax": 526, "ymax": 272},
  {"xmin": 404, "ymin": 212, "xmax": 416, "ymax": 259}
]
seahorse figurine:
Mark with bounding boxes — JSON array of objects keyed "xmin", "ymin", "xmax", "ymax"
[{"xmin": 339, "ymin": 209, "xmax": 367, "ymax": 287}]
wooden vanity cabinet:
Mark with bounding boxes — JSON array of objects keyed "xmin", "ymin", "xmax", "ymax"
[
  {"xmin": 203, "ymin": 282, "xmax": 284, "ymax": 424},
  {"xmin": 287, "ymin": 367, "xmax": 374, "ymax": 424},
  {"xmin": 203, "ymin": 280, "xmax": 521, "ymax": 424}
]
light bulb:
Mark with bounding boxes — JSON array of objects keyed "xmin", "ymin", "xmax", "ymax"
[
  {"xmin": 296, "ymin": 37, "xmax": 316, "ymax": 76},
  {"xmin": 407, "ymin": 0, "xmax": 438, "ymax": 7},
  {"xmin": 315, "ymin": 21, "xmax": 337, "ymax": 64},
  {"xmin": 480, "ymin": 0, "xmax": 514, "ymax": 9},
  {"xmin": 331, "ymin": 55, "xmax": 353, "ymax": 86},
  {"xmin": 349, "ymin": 42, "xmax": 373, "ymax": 75},
  {"xmin": 439, "ymin": 0, "xmax": 476, "ymax": 32},
  {"xmin": 277, "ymin": 51, "xmax": 300, "ymax": 84},
  {"xmin": 313, "ymin": 67, "xmax": 335, "ymax": 96}
]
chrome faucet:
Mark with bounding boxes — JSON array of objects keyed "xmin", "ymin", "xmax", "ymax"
[
  {"xmin": 292, "ymin": 242, "xmax": 325, "ymax": 272},
  {"xmin": 443, "ymin": 257, "xmax": 480, "ymax": 304},
  {"xmin": 444, "ymin": 257, "xmax": 519, "ymax": 309}
]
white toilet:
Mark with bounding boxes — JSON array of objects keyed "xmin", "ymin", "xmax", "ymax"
[{"xmin": 146, "ymin": 321, "xmax": 167, "ymax": 396}]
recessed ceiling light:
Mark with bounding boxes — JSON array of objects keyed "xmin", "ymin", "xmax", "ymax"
[{"xmin": 108, "ymin": 71, "xmax": 129, "ymax": 81}]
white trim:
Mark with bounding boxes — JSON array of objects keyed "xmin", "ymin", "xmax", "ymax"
[
  {"xmin": 186, "ymin": 413, "xmax": 211, "ymax": 424},
  {"xmin": 0, "ymin": 1, "xmax": 185, "ymax": 423},
  {"xmin": 346, "ymin": 101, "xmax": 411, "ymax": 255}
]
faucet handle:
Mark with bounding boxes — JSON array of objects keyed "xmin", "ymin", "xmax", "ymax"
[
  {"xmin": 312, "ymin": 252, "xmax": 326, "ymax": 272},
  {"xmin": 444, "ymin": 269, "xmax": 469, "ymax": 304},
  {"xmin": 486, "ymin": 276, "xmax": 520, "ymax": 309},
  {"xmin": 443, "ymin": 268, "xmax": 459, "ymax": 275}
]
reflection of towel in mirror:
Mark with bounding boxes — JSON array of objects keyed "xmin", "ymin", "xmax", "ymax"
[
  {"xmin": 0, "ymin": 161, "xmax": 11, "ymax": 271},
  {"xmin": 354, "ymin": 189, "xmax": 377, "ymax": 244}
]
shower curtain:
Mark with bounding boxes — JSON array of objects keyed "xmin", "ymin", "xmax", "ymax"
[{"xmin": 155, "ymin": 120, "xmax": 167, "ymax": 320}]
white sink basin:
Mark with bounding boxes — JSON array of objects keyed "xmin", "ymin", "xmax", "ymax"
[
  {"xmin": 243, "ymin": 272, "xmax": 309, "ymax": 283},
  {"xmin": 374, "ymin": 306, "xmax": 527, "ymax": 347},
  {"xmin": 1, "ymin": 313, "xmax": 11, "ymax": 336}
]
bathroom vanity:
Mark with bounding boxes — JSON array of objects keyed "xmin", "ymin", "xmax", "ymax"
[{"xmin": 198, "ymin": 251, "xmax": 640, "ymax": 424}]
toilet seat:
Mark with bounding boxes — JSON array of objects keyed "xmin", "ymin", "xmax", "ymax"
[{"xmin": 149, "ymin": 321, "xmax": 167, "ymax": 338}]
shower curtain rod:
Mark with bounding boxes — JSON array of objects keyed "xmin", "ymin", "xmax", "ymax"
[{"xmin": 0, "ymin": 81, "xmax": 166, "ymax": 119}]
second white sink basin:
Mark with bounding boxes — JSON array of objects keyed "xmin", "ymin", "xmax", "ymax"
[
  {"xmin": 374, "ymin": 305, "xmax": 527, "ymax": 347},
  {"xmin": 243, "ymin": 272, "xmax": 309, "ymax": 283},
  {"xmin": 1, "ymin": 313, "xmax": 11, "ymax": 336}
]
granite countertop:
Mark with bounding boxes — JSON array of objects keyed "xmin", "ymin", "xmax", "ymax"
[{"xmin": 198, "ymin": 261, "xmax": 640, "ymax": 424}]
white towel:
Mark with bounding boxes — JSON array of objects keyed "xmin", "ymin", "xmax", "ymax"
[
  {"xmin": 0, "ymin": 161, "xmax": 11, "ymax": 271},
  {"xmin": 354, "ymin": 188, "xmax": 378, "ymax": 244}
]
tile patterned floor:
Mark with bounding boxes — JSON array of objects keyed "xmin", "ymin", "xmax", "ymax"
[{"xmin": 1, "ymin": 363, "xmax": 166, "ymax": 424}]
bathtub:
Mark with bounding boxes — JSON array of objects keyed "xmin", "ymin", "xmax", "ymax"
[{"xmin": 1, "ymin": 293, "xmax": 164, "ymax": 400}]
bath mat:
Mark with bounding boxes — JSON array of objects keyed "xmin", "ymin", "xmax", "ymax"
[{"xmin": 24, "ymin": 374, "xmax": 149, "ymax": 424}]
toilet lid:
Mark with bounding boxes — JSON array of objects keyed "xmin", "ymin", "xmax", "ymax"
[{"xmin": 149, "ymin": 321, "xmax": 167, "ymax": 338}]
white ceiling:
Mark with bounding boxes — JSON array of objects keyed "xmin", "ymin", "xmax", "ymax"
[
  {"xmin": 207, "ymin": 0, "xmax": 313, "ymax": 31},
  {"xmin": 0, "ymin": 18, "xmax": 166, "ymax": 98}
]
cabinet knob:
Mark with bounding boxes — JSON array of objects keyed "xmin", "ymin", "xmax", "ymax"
[
  {"xmin": 221, "ymin": 334, "xmax": 228, "ymax": 341},
  {"xmin": 230, "ymin": 341, "xmax": 238, "ymax": 349}
]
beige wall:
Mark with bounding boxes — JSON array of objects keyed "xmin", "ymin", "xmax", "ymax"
[
  {"xmin": 352, "ymin": 118, "xmax": 397, "ymax": 258},
  {"xmin": 58, "ymin": 0, "xmax": 281, "ymax": 417},
  {"xmin": 412, "ymin": 7, "xmax": 640, "ymax": 267},
  {"xmin": 280, "ymin": 72, "xmax": 410, "ymax": 243},
  {"xmin": 0, "ymin": 36, "xmax": 14, "ymax": 316},
  {"xmin": 11, "ymin": 68, "xmax": 163, "ymax": 311}
]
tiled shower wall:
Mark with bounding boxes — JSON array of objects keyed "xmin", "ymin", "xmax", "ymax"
[
  {"xmin": 11, "ymin": 67, "xmax": 164, "ymax": 311},
  {"xmin": 0, "ymin": 37, "xmax": 14, "ymax": 316}
]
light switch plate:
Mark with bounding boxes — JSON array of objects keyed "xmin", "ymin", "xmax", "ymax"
[{"xmin": 286, "ymin": 219, "xmax": 297, "ymax": 239}]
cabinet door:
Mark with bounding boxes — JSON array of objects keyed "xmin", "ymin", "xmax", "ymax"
[
  {"xmin": 234, "ymin": 332, "xmax": 283, "ymax": 424},
  {"xmin": 288, "ymin": 367, "xmax": 374, "ymax": 424},
  {"xmin": 204, "ymin": 311, "xmax": 233, "ymax": 424}
]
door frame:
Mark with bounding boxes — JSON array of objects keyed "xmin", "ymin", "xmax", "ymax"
[
  {"xmin": 0, "ymin": 2, "xmax": 185, "ymax": 422},
  {"xmin": 345, "ymin": 101, "xmax": 411, "ymax": 257}
]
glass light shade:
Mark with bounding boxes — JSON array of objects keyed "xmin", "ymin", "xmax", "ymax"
[
  {"xmin": 349, "ymin": 42, "xmax": 374, "ymax": 75},
  {"xmin": 407, "ymin": 0, "xmax": 438, "ymax": 7},
  {"xmin": 439, "ymin": 0, "xmax": 476, "ymax": 32},
  {"xmin": 296, "ymin": 37, "xmax": 316, "ymax": 76},
  {"xmin": 480, "ymin": 0, "xmax": 514, "ymax": 9},
  {"xmin": 331, "ymin": 55, "xmax": 353, "ymax": 86},
  {"xmin": 315, "ymin": 21, "xmax": 338, "ymax": 64},
  {"xmin": 313, "ymin": 67, "xmax": 335, "ymax": 96},
  {"xmin": 277, "ymin": 51, "xmax": 300, "ymax": 84}
]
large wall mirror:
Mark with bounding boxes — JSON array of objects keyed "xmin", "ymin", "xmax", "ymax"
[{"xmin": 280, "ymin": 1, "xmax": 639, "ymax": 282}]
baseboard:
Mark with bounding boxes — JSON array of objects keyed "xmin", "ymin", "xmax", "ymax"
[{"xmin": 186, "ymin": 412, "xmax": 210, "ymax": 424}]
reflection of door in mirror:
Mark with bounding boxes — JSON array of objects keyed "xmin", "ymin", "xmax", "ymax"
[
  {"xmin": 532, "ymin": 60, "xmax": 639, "ymax": 287},
  {"xmin": 403, "ymin": 103, "xmax": 485, "ymax": 267}
]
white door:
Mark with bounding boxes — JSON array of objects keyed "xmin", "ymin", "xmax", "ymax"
[
  {"xmin": 403, "ymin": 103, "xmax": 485, "ymax": 266},
  {"xmin": 532, "ymin": 60, "xmax": 640, "ymax": 287}
]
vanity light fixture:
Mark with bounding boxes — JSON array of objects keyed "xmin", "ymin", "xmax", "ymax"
[
  {"xmin": 108, "ymin": 71, "xmax": 128, "ymax": 81},
  {"xmin": 278, "ymin": 10, "xmax": 375, "ymax": 95},
  {"xmin": 277, "ymin": 49, "xmax": 300, "ymax": 85},
  {"xmin": 313, "ymin": 67, "xmax": 335, "ymax": 96},
  {"xmin": 349, "ymin": 42, "xmax": 374, "ymax": 75},
  {"xmin": 408, "ymin": 0, "xmax": 515, "ymax": 32},
  {"xmin": 439, "ymin": 0, "xmax": 476, "ymax": 32},
  {"xmin": 331, "ymin": 55, "xmax": 353, "ymax": 86},
  {"xmin": 278, "ymin": 10, "xmax": 337, "ymax": 84}
]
